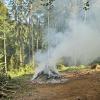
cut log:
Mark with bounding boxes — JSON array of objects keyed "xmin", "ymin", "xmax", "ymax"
[
  {"xmin": 0, "ymin": 80, "xmax": 18, "ymax": 99},
  {"xmin": 0, "ymin": 88, "xmax": 16, "ymax": 93},
  {"xmin": 91, "ymin": 64, "xmax": 97, "ymax": 69},
  {"xmin": 5, "ymin": 85, "xmax": 19, "ymax": 90},
  {"xmin": 0, "ymin": 91, "xmax": 7, "ymax": 98},
  {"xmin": 91, "ymin": 64, "xmax": 100, "ymax": 71}
]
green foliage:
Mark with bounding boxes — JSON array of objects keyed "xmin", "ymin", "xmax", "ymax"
[
  {"xmin": 41, "ymin": 0, "xmax": 55, "ymax": 6},
  {"xmin": 0, "ymin": 0, "xmax": 91, "ymax": 77},
  {"xmin": 0, "ymin": 1, "xmax": 8, "ymax": 17},
  {"xmin": 58, "ymin": 64, "xmax": 86, "ymax": 72},
  {"xmin": 83, "ymin": 1, "xmax": 89, "ymax": 11},
  {"xmin": 7, "ymin": 65, "xmax": 34, "ymax": 78}
]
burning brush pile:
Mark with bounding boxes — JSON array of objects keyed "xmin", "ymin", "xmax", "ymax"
[{"xmin": 31, "ymin": 64, "xmax": 68, "ymax": 84}]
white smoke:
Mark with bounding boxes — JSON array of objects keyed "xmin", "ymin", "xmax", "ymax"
[{"xmin": 34, "ymin": 0, "xmax": 100, "ymax": 74}]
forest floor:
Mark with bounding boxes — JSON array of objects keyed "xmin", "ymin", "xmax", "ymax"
[{"xmin": 11, "ymin": 68, "xmax": 100, "ymax": 100}]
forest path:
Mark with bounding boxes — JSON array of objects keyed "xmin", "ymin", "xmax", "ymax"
[{"xmin": 13, "ymin": 70, "xmax": 100, "ymax": 100}]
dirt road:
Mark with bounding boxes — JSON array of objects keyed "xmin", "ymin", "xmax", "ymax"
[{"xmin": 13, "ymin": 70, "xmax": 100, "ymax": 100}]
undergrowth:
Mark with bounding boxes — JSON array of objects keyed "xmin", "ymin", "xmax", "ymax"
[
  {"xmin": 7, "ymin": 65, "xmax": 34, "ymax": 78},
  {"xmin": 7, "ymin": 64, "xmax": 87, "ymax": 78},
  {"xmin": 58, "ymin": 64, "xmax": 86, "ymax": 72}
]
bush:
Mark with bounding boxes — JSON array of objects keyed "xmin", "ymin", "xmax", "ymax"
[
  {"xmin": 57, "ymin": 64, "xmax": 86, "ymax": 72},
  {"xmin": 7, "ymin": 65, "xmax": 34, "ymax": 78}
]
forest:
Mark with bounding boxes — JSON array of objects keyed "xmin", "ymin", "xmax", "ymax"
[
  {"xmin": 0, "ymin": 0, "xmax": 100, "ymax": 100},
  {"xmin": 0, "ymin": 0, "xmax": 51, "ymax": 76}
]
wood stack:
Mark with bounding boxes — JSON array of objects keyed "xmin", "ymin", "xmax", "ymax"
[{"xmin": 0, "ymin": 78, "xmax": 19, "ymax": 99}]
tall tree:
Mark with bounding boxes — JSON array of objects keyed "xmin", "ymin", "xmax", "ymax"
[{"xmin": 0, "ymin": 1, "xmax": 9, "ymax": 74}]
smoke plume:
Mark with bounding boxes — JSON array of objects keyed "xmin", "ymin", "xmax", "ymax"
[{"xmin": 34, "ymin": 0, "xmax": 100, "ymax": 70}]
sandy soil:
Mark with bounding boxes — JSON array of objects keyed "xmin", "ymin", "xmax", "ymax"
[{"xmin": 13, "ymin": 70, "xmax": 100, "ymax": 100}]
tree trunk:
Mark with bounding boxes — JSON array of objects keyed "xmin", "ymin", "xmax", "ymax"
[
  {"xmin": 19, "ymin": 47, "xmax": 23, "ymax": 66},
  {"xmin": 4, "ymin": 32, "xmax": 7, "ymax": 75},
  {"xmin": 31, "ymin": 24, "xmax": 34, "ymax": 66},
  {"xmin": 36, "ymin": 37, "xmax": 39, "ymax": 52}
]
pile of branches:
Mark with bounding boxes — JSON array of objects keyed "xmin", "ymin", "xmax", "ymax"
[{"xmin": 0, "ymin": 75, "xmax": 19, "ymax": 99}]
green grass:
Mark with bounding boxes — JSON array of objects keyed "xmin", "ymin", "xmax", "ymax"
[
  {"xmin": 58, "ymin": 64, "xmax": 86, "ymax": 72},
  {"xmin": 7, "ymin": 65, "xmax": 34, "ymax": 78},
  {"xmin": 7, "ymin": 64, "xmax": 87, "ymax": 78}
]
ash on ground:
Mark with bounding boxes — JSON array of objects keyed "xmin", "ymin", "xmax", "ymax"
[{"xmin": 31, "ymin": 72, "xmax": 68, "ymax": 84}]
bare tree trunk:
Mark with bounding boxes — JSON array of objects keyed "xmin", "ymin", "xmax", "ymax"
[
  {"xmin": 31, "ymin": 24, "xmax": 34, "ymax": 66},
  {"xmin": 28, "ymin": 2, "xmax": 35, "ymax": 65},
  {"xmin": 36, "ymin": 37, "xmax": 39, "ymax": 52},
  {"xmin": 19, "ymin": 46, "xmax": 23, "ymax": 66},
  {"xmin": 19, "ymin": 27, "xmax": 24, "ymax": 66},
  {"xmin": 28, "ymin": 20, "xmax": 31, "ymax": 64},
  {"xmin": 4, "ymin": 32, "xmax": 7, "ymax": 75}
]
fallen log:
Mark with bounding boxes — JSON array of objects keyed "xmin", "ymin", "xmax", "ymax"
[
  {"xmin": 0, "ymin": 79, "xmax": 19, "ymax": 99},
  {"xmin": 0, "ymin": 88, "xmax": 16, "ymax": 93},
  {"xmin": 0, "ymin": 91, "xmax": 7, "ymax": 98},
  {"xmin": 5, "ymin": 85, "xmax": 19, "ymax": 90}
]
